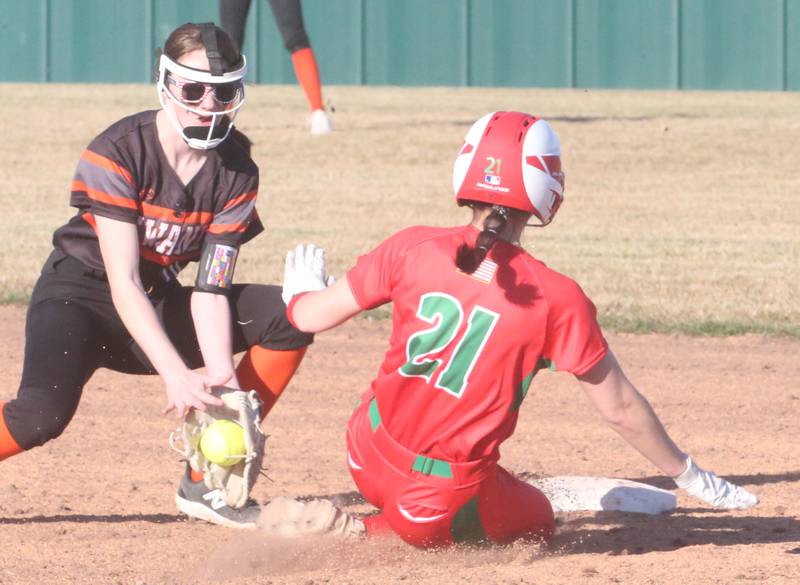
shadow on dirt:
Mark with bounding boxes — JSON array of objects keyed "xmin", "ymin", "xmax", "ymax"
[
  {"xmin": 301, "ymin": 490, "xmax": 365, "ymax": 506},
  {"xmin": 0, "ymin": 512, "xmax": 184, "ymax": 525},
  {"xmin": 552, "ymin": 511, "xmax": 800, "ymax": 555},
  {"xmin": 629, "ymin": 471, "xmax": 800, "ymax": 490}
]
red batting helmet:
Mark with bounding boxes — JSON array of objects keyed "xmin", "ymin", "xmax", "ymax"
[{"xmin": 453, "ymin": 111, "xmax": 565, "ymax": 226}]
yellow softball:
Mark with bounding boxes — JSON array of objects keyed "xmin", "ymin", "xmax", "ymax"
[{"xmin": 200, "ymin": 420, "xmax": 246, "ymax": 467}]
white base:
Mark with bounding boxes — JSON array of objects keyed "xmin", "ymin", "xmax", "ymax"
[{"xmin": 528, "ymin": 476, "xmax": 677, "ymax": 515}]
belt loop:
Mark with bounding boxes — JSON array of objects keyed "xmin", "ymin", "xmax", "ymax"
[{"xmin": 412, "ymin": 455, "xmax": 453, "ymax": 479}]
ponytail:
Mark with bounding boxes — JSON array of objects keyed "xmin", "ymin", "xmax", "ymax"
[{"xmin": 456, "ymin": 205, "xmax": 510, "ymax": 274}]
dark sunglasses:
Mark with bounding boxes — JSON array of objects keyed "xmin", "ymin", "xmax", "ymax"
[{"xmin": 166, "ymin": 76, "xmax": 242, "ymax": 105}]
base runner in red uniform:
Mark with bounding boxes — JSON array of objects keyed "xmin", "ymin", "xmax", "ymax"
[{"xmin": 283, "ymin": 112, "xmax": 758, "ymax": 547}]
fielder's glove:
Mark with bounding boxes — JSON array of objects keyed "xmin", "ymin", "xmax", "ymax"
[
  {"xmin": 282, "ymin": 243, "xmax": 335, "ymax": 305},
  {"xmin": 170, "ymin": 386, "xmax": 266, "ymax": 509},
  {"xmin": 673, "ymin": 456, "xmax": 758, "ymax": 509}
]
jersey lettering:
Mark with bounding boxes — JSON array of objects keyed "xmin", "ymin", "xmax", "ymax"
[
  {"xmin": 399, "ymin": 293, "xmax": 499, "ymax": 398},
  {"xmin": 436, "ymin": 304, "xmax": 499, "ymax": 397},
  {"xmin": 143, "ymin": 218, "xmax": 169, "ymax": 242},
  {"xmin": 399, "ymin": 293, "xmax": 463, "ymax": 382},
  {"xmin": 156, "ymin": 223, "xmax": 182, "ymax": 254},
  {"xmin": 142, "ymin": 218, "xmax": 187, "ymax": 256}
]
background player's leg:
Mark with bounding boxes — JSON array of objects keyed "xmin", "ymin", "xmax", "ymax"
[
  {"xmin": 268, "ymin": 0, "xmax": 331, "ymax": 134},
  {"xmin": 291, "ymin": 48, "xmax": 324, "ymax": 112},
  {"xmin": 219, "ymin": 0, "xmax": 252, "ymax": 50},
  {"xmin": 1, "ymin": 299, "xmax": 102, "ymax": 460},
  {"xmin": 477, "ymin": 465, "xmax": 555, "ymax": 543}
]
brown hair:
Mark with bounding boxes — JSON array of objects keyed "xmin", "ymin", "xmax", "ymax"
[
  {"xmin": 162, "ymin": 22, "xmax": 242, "ymax": 71},
  {"xmin": 456, "ymin": 202, "xmax": 515, "ymax": 274}
]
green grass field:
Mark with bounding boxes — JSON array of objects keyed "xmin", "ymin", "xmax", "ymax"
[{"xmin": 1, "ymin": 84, "xmax": 798, "ymax": 336}]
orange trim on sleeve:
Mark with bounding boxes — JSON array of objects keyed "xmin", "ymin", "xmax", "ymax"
[
  {"xmin": 208, "ymin": 222, "xmax": 248, "ymax": 235},
  {"xmin": 72, "ymin": 180, "xmax": 138, "ymax": 210},
  {"xmin": 222, "ymin": 190, "xmax": 257, "ymax": 210},
  {"xmin": 82, "ymin": 149, "xmax": 133, "ymax": 184}
]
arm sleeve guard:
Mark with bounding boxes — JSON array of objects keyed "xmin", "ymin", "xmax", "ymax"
[{"xmin": 194, "ymin": 241, "xmax": 239, "ymax": 295}]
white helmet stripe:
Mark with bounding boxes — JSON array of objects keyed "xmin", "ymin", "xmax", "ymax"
[
  {"xmin": 452, "ymin": 111, "xmax": 495, "ymax": 196},
  {"xmin": 159, "ymin": 54, "xmax": 247, "ymax": 83},
  {"xmin": 521, "ymin": 120, "xmax": 564, "ymax": 224}
]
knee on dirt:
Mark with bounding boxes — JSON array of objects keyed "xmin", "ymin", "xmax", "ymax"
[{"xmin": 4, "ymin": 394, "xmax": 75, "ymax": 449}]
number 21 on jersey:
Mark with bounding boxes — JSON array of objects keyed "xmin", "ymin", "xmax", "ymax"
[{"xmin": 399, "ymin": 292, "xmax": 499, "ymax": 398}]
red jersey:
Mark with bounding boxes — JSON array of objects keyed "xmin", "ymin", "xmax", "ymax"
[
  {"xmin": 346, "ymin": 225, "xmax": 608, "ymax": 463},
  {"xmin": 52, "ymin": 110, "xmax": 262, "ymax": 291}
]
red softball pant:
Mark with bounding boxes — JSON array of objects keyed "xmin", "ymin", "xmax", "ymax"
[{"xmin": 346, "ymin": 397, "xmax": 555, "ymax": 548}]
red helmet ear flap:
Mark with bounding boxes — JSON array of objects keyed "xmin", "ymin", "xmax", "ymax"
[{"xmin": 453, "ymin": 112, "xmax": 565, "ymax": 224}]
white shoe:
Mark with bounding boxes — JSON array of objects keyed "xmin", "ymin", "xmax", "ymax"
[{"xmin": 308, "ymin": 109, "xmax": 333, "ymax": 135}]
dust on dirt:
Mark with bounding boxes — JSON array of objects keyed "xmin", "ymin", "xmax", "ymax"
[{"xmin": 0, "ymin": 307, "xmax": 798, "ymax": 585}]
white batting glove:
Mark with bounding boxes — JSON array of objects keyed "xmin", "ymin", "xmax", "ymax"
[
  {"xmin": 281, "ymin": 244, "xmax": 335, "ymax": 305},
  {"xmin": 673, "ymin": 456, "xmax": 758, "ymax": 510}
]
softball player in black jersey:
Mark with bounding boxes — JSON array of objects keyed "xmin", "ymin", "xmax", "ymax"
[{"xmin": 0, "ymin": 22, "xmax": 310, "ymax": 528}]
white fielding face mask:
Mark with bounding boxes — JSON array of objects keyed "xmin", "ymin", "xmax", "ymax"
[{"xmin": 157, "ymin": 53, "xmax": 247, "ymax": 150}]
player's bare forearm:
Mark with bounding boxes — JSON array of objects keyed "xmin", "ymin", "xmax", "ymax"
[
  {"xmin": 578, "ymin": 351, "xmax": 687, "ymax": 478},
  {"xmin": 95, "ymin": 215, "xmax": 188, "ymax": 376},
  {"xmin": 191, "ymin": 291, "xmax": 237, "ymax": 385},
  {"xmin": 108, "ymin": 276, "xmax": 188, "ymax": 375},
  {"xmin": 290, "ymin": 277, "xmax": 362, "ymax": 333}
]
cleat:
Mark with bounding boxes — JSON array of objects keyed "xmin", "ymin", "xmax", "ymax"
[
  {"xmin": 174, "ymin": 465, "xmax": 261, "ymax": 529},
  {"xmin": 308, "ymin": 109, "xmax": 333, "ymax": 135}
]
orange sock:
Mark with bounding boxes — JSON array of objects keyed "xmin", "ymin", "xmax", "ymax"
[
  {"xmin": 190, "ymin": 467, "xmax": 204, "ymax": 482},
  {"xmin": 0, "ymin": 402, "xmax": 24, "ymax": 462},
  {"xmin": 291, "ymin": 47, "xmax": 324, "ymax": 111},
  {"xmin": 235, "ymin": 346, "xmax": 308, "ymax": 420}
]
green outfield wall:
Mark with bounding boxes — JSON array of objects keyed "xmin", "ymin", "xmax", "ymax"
[{"xmin": 1, "ymin": 0, "xmax": 798, "ymax": 90}]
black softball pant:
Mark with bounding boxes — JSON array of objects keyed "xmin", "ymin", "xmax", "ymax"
[
  {"xmin": 220, "ymin": 0, "xmax": 310, "ymax": 53},
  {"xmin": 3, "ymin": 251, "xmax": 312, "ymax": 450}
]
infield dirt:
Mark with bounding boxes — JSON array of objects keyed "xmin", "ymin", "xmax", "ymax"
[
  {"xmin": 1, "ymin": 83, "xmax": 798, "ymax": 584},
  {"xmin": 0, "ymin": 306, "xmax": 797, "ymax": 585}
]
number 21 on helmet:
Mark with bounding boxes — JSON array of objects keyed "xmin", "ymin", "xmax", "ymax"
[{"xmin": 453, "ymin": 111, "xmax": 566, "ymax": 226}]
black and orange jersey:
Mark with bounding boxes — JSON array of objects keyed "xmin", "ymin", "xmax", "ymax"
[{"xmin": 52, "ymin": 110, "xmax": 262, "ymax": 291}]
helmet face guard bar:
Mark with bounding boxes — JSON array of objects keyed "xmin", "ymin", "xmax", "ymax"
[{"xmin": 156, "ymin": 51, "xmax": 247, "ymax": 150}]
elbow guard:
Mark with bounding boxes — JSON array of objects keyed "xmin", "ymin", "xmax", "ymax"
[{"xmin": 195, "ymin": 242, "xmax": 239, "ymax": 295}]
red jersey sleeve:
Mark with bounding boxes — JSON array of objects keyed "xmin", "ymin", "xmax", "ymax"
[
  {"xmin": 346, "ymin": 228, "xmax": 416, "ymax": 310},
  {"xmin": 541, "ymin": 276, "xmax": 608, "ymax": 376}
]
